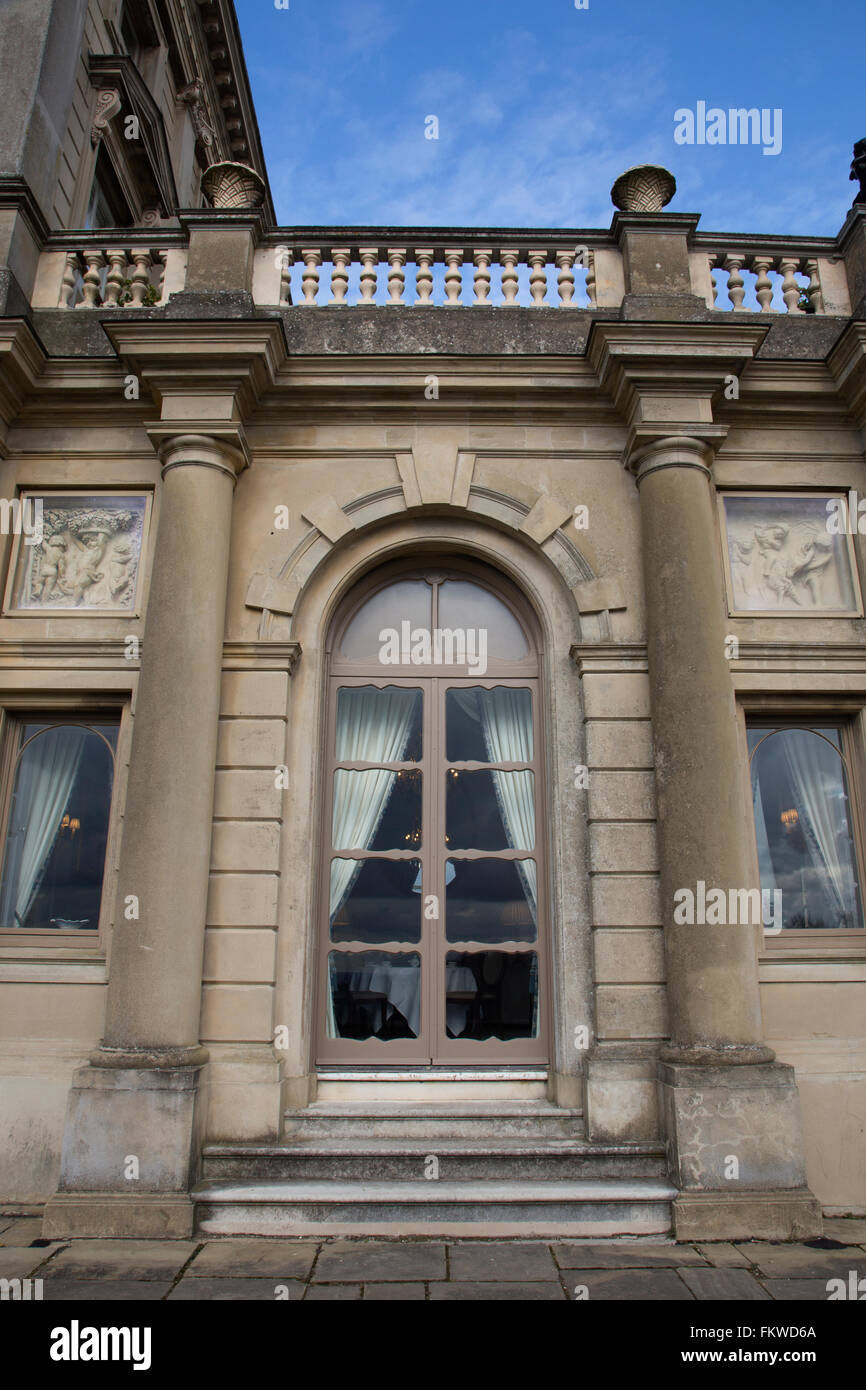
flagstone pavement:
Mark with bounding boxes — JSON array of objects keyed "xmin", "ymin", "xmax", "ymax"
[{"xmin": 1, "ymin": 1215, "xmax": 865, "ymax": 1301}]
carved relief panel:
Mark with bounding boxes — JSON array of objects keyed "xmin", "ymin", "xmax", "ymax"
[
  {"xmin": 4, "ymin": 493, "xmax": 151, "ymax": 615},
  {"xmin": 719, "ymin": 491, "xmax": 862, "ymax": 617}
]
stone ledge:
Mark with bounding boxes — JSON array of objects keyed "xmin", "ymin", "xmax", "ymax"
[
  {"xmin": 672, "ymin": 1190, "xmax": 823, "ymax": 1243},
  {"xmin": 42, "ymin": 1193, "xmax": 195, "ymax": 1240}
]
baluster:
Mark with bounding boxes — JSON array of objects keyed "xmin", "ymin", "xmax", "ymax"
[
  {"xmin": 751, "ymin": 255, "xmax": 774, "ymax": 312},
  {"xmin": 278, "ymin": 247, "xmax": 293, "ymax": 306},
  {"xmin": 386, "ymin": 248, "xmax": 407, "ymax": 305},
  {"xmin": 555, "ymin": 251, "xmax": 575, "ymax": 306},
  {"xmin": 804, "ymin": 258, "xmax": 824, "ymax": 314},
  {"xmin": 78, "ymin": 249, "xmax": 106, "ymax": 308},
  {"xmin": 528, "ymin": 250, "xmax": 548, "ymax": 306},
  {"xmin": 723, "ymin": 253, "xmax": 746, "ymax": 310},
  {"xmin": 329, "ymin": 248, "xmax": 350, "ymax": 305},
  {"xmin": 413, "ymin": 248, "xmax": 434, "ymax": 305},
  {"xmin": 500, "ymin": 249, "xmax": 519, "ymax": 306},
  {"xmin": 103, "ymin": 248, "xmax": 127, "ymax": 307},
  {"xmin": 300, "ymin": 249, "xmax": 322, "ymax": 305},
  {"xmin": 358, "ymin": 247, "xmax": 378, "ymax": 305},
  {"xmin": 443, "ymin": 248, "xmax": 464, "ymax": 306},
  {"xmin": 129, "ymin": 249, "xmax": 152, "ymax": 306},
  {"xmin": 585, "ymin": 250, "xmax": 597, "ymax": 309},
  {"xmin": 779, "ymin": 257, "xmax": 803, "ymax": 313},
  {"xmin": 707, "ymin": 253, "xmax": 719, "ymax": 307},
  {"xmin": 472, "ymin": 248, "xmax": 492, "ymax": 305},
  {"xmin": 153, "ymin": 251, "xmax": 165, "ymax": 305},
  {"xmin": 58, "ymin": 252, "xmax": 79, "ymax": 308}
]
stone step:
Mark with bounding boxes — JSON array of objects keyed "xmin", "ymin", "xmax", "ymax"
[
  {"xmin": 193, "ymin": 1177, "xmax": 677, "ymax": 1238},
  {"xmin": 282, "ymin": 1101, "xmax": 587, "ymax": 1140},
  {"xmin": 202, "ymin": 1137, "xmax": 667, "ymax": 1183}
]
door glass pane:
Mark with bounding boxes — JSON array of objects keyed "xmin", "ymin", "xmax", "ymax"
[
  {"xmin": 329, "ymin": 858, "xmax": 422, "ymax": 942},
  {"xmin": 333, "ymin": 769, "xmax": 421, "ymax": 850},
  {"xmin": 438, "ymin": 581, "xmax": 528, "ymax": 661},
  {"xmin": 447, "ymin": 769, "xmax": 534, "ymax": 851},
  {"xmin": 336, "ymin": 685, "xmax": 422, "ymax": 762},
  {"xmin": 748, "ymin": 725, "xmax": 863, "ymax": 930},
  {"xmin": 0, "ymin": 722, "xmax": 118, "ymax": 930},
  {"xmin": 340, "ymin": 582, "xmax": 431, "ymax": 660},
  {"xmin": 445, "ymin": 858, "xmax": 537, "ymax": 942},
  {"xmin": 446, "ymin": 687, "xmax": 533, "ymax": 762},
  {"xmin": 445, "ymin": 951, "xmax": 538, "ymax": 1040},
  {"xmin": 328, "ymin": 951, "xmax": 421, "ymax": 1039}
]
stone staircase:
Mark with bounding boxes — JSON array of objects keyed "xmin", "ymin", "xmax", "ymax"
[{"xmin": 193, "ymin": 1102, "xmax": 676, "ymax": 1237}]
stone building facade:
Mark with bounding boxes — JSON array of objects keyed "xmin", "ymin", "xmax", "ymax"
[{"xmin": 1, "ymin": 0, "xmax": 865, "ymax": 1241}]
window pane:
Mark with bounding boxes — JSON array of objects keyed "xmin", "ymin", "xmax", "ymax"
[
  {"xmin": 335, "ymin": 686, "xmax": 421, "ymax": 762},
  {"xmin": 446, "ymin": 687, "xmax": 533, "ymax": 762},
  {"xmin": 333, "ymin": 769, "xmax": 421, "ymax": 850},
  {"xmin": 445, "ymin": 951, "xmax": 538, "ymax": 1040},
  {"xmin": 447, "ymin": 770, "xmax": 534, "ymax": 851},
  {"xmin": 329, "ymin": 857, "xmax": 422, "ymax": 942},
  {"xmin": 340, "ymin": 582, "xmax": 431, "ymax": 660},
  {"xmin": 328, "ymin": 951, "xmax": 420, "ymax": 1039},
  {"xmin": 748, "ymin": 725, "xmax": 863, "ymax": 930},
  {"xmin": 438, "ymin": 581, "xmax": 528, "ymax": 661},
  {"xmin": 445, "ymin": 858, "xmax": 537, "ymax": 942},
  {"xmin": 0, "ymin": 722, "xmax": 118, "ymax": 930}
]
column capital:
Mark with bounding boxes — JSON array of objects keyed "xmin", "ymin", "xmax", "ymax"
[
  {"xmin": 146, "ymin": 426, "xmax": 250, "ymax": 481},
  {"xmin": 626, "ymin": 428, "xmax": 728, "ymax": 482}
]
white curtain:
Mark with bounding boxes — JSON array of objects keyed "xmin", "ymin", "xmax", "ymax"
[
  {"xmin": 328, "ymin": 687, "xmax": 417, "ymax": 1035},
  {"xmin": 0, "ymin": 726, "xmax": 86, "ymax": 928},
  {"xmin": 781, "ymin": 730, "xmax": 858, "ymax": 926},
  {"xmin": 454, "ymin": 687, "xmax": 536, "ymax": 921},
  {"xmin": 750, "ymin": 757, "xmax": 776, "ymax": 888}
]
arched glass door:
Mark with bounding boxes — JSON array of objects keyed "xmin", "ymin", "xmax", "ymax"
[{"xmin": 316, "ymin": 564, "xmax": 548, "ymax": 1064}]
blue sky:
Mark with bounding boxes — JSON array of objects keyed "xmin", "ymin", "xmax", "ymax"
[{"xmin": 236, "ymin": 0, "xmax": 864, "ymax": 235}]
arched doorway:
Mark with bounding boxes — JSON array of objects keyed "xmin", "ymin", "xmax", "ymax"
[{"xmin": 315, "ymin": 559, "xmax": 549, "ymax": 1065}]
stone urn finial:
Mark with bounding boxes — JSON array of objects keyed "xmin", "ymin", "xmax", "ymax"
[
  {"xmin": 201, "ymin": 161, "xmax": 266, "ymax": 210},
  {"xmin": 610, "ymin": 164, "xmax": 677, "ymax": 212},
  {"xmin": 850, "ymin": 138, "xmax": 866, "ymax": 205}
]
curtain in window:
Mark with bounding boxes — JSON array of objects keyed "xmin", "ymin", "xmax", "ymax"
[
  {"xmin": 750, "ymin": 758, "xmax": 776, "ymax": 891},
  {"xmin": 781, "ymin": 730, "xmax": 858, "ymax": 926},
  {"xmin": 0, "ymin": 726, "xmax": 87, "ymax": 927},
  {"xmin": 328, "ymin": 688, "xmax": 418, "ymax": 1035}
]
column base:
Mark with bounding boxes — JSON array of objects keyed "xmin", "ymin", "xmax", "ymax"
[
  {"xmin": 45, "ymin": 1061, "xmax": 208, "ymax": 1236},
  {"xmin": 43, "ymin": 1193, "xmax": 195, "ymax": 1240},
  {"xmin": 672, "ymin": 1190, "xmax": 822, "ymax": 1243}
]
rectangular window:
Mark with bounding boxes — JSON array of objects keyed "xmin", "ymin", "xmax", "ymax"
[
  {"xmin": 748, "ymin": 720, "xmax": 864, "ymax": 931},
  {"xmin": 0, "ymin": 716, "xmax": 120, "ymax": 936}
]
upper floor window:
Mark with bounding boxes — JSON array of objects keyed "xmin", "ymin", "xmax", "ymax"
[
  {"xmin": 748, "ymin": 721, "xmax": 864, "ymax": 931},
  {"xmin": 0, "ymin": 717, "xmax": 120, "ymax": 935},
  {"xmin": 85, "ymin": 149, "xmax": 132, "ymax": 230},
  {"xmin": 119, "ymin": 2, "xmax": 142, "ymax": 64}
]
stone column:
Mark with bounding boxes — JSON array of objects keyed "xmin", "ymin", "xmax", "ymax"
[
  {"xmin": 632, "ymin": 433, "xmax": 821, "ymax": 1240},
  {"xmin": 44, "ymin": 432, "xmax": 245, "ymax": 1239}
]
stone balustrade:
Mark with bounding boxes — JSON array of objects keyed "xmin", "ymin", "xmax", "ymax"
[{"xmin": 692, "ymin": 237, "xmax": 852, "ymax": 315}]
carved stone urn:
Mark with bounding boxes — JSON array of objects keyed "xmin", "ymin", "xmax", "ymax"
[
  {"xmin": 610, "ymin": 164, "xmax": 677, "ymax": 212},
  {"xmin": 201, "ymin": 161, "xmax": 266, "ymax": 210}
]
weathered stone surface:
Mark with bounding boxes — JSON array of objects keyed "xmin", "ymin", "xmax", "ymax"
[
  {"xmin": 363, "ymin": 1282, "xmax": 427, "ymax": 1299},
  {"xmin": 187, "ymin": 1238, "xmax": 316, "ymax": 1279},
  {"xmin": 430, "ymin": 1280, "xmax": 566, "ymax": 1300},
  {"xmin": 553, "ymin": 1242, "xmax": 707, "ymax": 1269},
  {"xmin": 43, "ymin": 1279, "xmax": 172, "ymax": 1301},
  {"xmin": 313, "ymin": 1241, "xmax": 446, "ymax": 1282},
  {"xmin": 564, "ymin": 1269, "xmax": 694, "ymax": 1299},
  {"xmin": 304, "ymin": 1283, "xmax": 362, "ymax": 1300},
  {"xmin": 448, "ymin": 1242, "xmax": 559, "ymax": 1282},
  {"xmin": 677, "ymin": 1266, "xmax": 770, "ymax": 1299},
  {"xmin": 169, "ymin": 1277, "xmax": 299, "ymax": 1300},
  {"xmin": 734, "ymin": 1243, "xmax": 866, "ymax": 1279},
  {"xmin": 43, "ymin": 1239, "xmax": 197, "ymax": 1280}
]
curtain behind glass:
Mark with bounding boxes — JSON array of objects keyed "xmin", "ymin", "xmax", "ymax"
[
  {"xmin": 0, "ymin": 726, "xmax": 87, "ymax": 927},
  {"xmin": 781, "ymin": 730, "xmax": 858, "ymax": 926}
]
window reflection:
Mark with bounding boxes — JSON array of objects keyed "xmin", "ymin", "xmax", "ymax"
[
  {"xmin": 445, "ymin": 951, "xmax": 538, "ymax": 1040},
  {"xmin": 328, "ymin": 951, "xmax": 421, "ymax": 1039}
]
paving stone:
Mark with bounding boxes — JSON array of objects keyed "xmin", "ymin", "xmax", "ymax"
[
  {"xmin": 0, "ymin": 1218, "xmax": 46, "ymax": 1247},
  {"xmin": 695, "ymin": 1243, "xmax": 752, "ymax": 1267},
  {"xmin": 363, "ymin": 1282, "xmax": 427, "ymax": 1300},
  {"xmin": 187, "ymin": 1239, "xmax": 317, "ymax": 1279},
  {"xmin": 566, "ymin": 1269, "xmax": 694, "ymax": 1300},
  {"xmin": 734, "ymin": 1243, "xmax": 866, "ymax": 1279},
  {"xmin": 553, "ymin": 1242, "xmax": 707, "ymax": 1270},
  {"xmin": 763, "ymin": 1279, "xmax": 845, "ymax": 1301},
  {"xmin": 430, "ymin": 1281, "xmax": 567, "ymax": 1301},
  {"xmin": 821, "ymin": 1218, "xmax": 866, "ymax": 1244},
  {"xmin": 0, "ymin": 1248, "xmax": 49, "ymax": 1279},
  {"xmin": 314, "ymin": 1241, "xmax": 446, "ymax": 1282},
  {"xmin": 169, "ymin": 1278, "xmax": 303, "ymax": 1301},
  {"xmin": 42, "ymin": 1280, "xmax": 172, "ymax": 1301},
  {"xmin": 678, "ymin": 1267, "xmax": 770, "ymax": 1300},
  {"xmin": 304, "ymin": 1283, "xmax": 362, "ymax": 1300},
  {"xmin": 46, "ymin": 1239, "xmax": 198, "ymax": 1281},
  {"xmin": 449, "ymin": 1242, "xmax": 558, "ymax": 1282}
]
